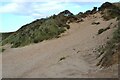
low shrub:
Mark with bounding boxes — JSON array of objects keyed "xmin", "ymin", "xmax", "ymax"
[
  {"xmin": 98, "ymin": 27, "xmax": 110, "ymax": 34},
  {"xmin": 92, "ymin": 22, "xmax": 100, "ymax": 25},
  {"xmin": 33, "ymin": 39, "xmax": 39, "ymax": 43}
]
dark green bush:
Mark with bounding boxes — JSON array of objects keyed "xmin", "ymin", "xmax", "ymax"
[
  {"xmin": 98, "ymin": 27, "xmax": 110, "ymax": 34},
  {"xmin": 98, "ymin": 29, "xmax": 105, "ymax": 34},
  {"xmin": 11, "ymin": 42, "xmax": 21, "ymax": 48},
  {"xmin": 33, "ymin": 39, "xmax": 39, "ymax": 43}
]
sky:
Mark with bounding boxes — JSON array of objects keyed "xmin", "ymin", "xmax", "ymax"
[{"xmin": 0, "ymin": 0, "xmax": 119, "ymax": 32}]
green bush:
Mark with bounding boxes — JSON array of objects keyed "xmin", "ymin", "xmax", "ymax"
[{"xmin": 33, "ymin": 39, "xmax": 39, "ymax": 43}]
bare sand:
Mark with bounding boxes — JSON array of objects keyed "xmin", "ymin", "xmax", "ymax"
[{"xmin": 2, "ymin": 13, "xmax": 118, "ymax": 78}]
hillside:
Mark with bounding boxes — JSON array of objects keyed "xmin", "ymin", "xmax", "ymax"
[
  {"xmin": 1, "ymin": 2, "xmax": 120, "ymax": 78},
  {"xmin": 1, "ymin": 10, "xmax": 77, "ymax": 48},
  {"xmin": 1, "ymin": 2, "xmax": 120, "ymax": 48}
]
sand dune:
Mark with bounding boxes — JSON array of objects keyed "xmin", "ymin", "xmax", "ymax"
[{"xmin": 2, "ymin": 13, "xmax": 118, "ymax": 78}]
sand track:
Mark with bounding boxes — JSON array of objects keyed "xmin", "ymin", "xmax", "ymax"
[{"xmin": 2, "ymin": 13, "xmax": 118, "ymax": 78}]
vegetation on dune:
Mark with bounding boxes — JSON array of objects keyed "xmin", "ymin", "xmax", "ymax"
[
  {"xmin": 98, "ymin": 2, "xmax": 120, "ymax": 21},
  {"xmin": 97, "ymin": 21, "xmax": 120, "ymax": 67},
  {"xmin": 1, "ymin": 10, "xmax": 75, "ymax": 48},
  {"xmin": 2, "ymin": 19, "xmax": 67, "ymax": 48},
  {"xmin": 113, "ymin": 2, "xmax": 120, "ymax": 9},
  {"xmin": 97, "ymin": 26, "xmax": 110, "ymax": 35},
  {"xmin": 76, "ymin": 2, "xmax": 120, "ymax": 21},
  {"xmin": 1, "ymin": 32, "xmax": 14, "ymax": 41},
  {"xmin": 96, "ymin": 2, "xmax": 120, "ymax": 67},
  {"xmin": 76, "ymin": 7, "xmax": 97, "ymax": 19}
]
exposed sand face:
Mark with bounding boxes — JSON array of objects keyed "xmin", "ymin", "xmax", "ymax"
[{"xmin": 2, "ymin": 13, "xmax": 118, "ymax": 78}]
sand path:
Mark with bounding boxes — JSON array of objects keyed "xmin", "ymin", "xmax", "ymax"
[{"xmin": 2, "ymin": 13, "xmax": 118, "ymax": 78}]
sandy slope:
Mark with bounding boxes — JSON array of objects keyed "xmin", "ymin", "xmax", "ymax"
[{"xmin": 2, "ymin": 13, "xmax": 118, "ymax": 78}]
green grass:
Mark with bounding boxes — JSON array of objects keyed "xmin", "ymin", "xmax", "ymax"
[
  {"xmin": 1, "ymin": 10, "xmax": 76, "ymax": 48},
  {"xmin": 1, "ymin": 14, "xmax": 71, "ymax": 48}
]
